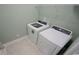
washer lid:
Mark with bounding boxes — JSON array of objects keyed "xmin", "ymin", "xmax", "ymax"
[
  {"xmin": 39, "ymin": 28, "xmax": 72, "ymax": 48},
  {"xmin": 27, "ymin": 22, "xmax": 49, "ymax": 31},
  {"xmin": 31, "ymin": 23, "xmax": 43, "ymax": 28}
]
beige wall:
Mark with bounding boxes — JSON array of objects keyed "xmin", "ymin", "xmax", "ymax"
[
  {"xmin": 39, "ymin": 4, "xmax": 79, "ymax": 40},
  {"xmin": 0, "ymin": 4, "xmax": 79, "ymax": 43},
  {"xmin": 0, "ymin": 4, "xmax": 38, "ymax": 43}
]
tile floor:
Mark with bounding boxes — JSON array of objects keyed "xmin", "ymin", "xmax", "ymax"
[{"xmin": 4, "ymin": 36, "xmax": 42, "ymax": 55}]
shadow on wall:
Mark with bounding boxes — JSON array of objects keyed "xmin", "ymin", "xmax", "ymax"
[
  {"xmin": 73, "ymin": 5, "xmax": 79, "ymax": 40},
  {"xmin": 74, "ymin": 5, "xmax": 79, "ymax": 19}
]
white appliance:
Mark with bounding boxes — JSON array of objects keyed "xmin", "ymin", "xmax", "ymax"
[
  {"xmin": 27, "ymin": 21, "xmax": 49, "ymax": 44},
  {"xmin": 37, "ymin": 26, "xmax": 72, "ymax": 55}
]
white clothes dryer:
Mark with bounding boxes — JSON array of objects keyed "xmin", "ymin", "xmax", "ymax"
[{"xmin": 37, "ymin": 26, "xmax": 72, "ymax": 55}]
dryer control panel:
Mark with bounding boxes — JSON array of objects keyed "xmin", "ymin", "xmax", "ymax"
[{"xmin": 52, "ymin": 26, "xmax": 72, "ymax": 35}]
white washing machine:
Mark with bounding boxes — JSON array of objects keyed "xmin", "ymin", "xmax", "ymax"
[
  {"xmin": 37, "ymin": 26, "xmax": 72, "ymax": 55},
  {"xmin": 27, "ymin": 20, "xmax": 49, "ymax": 44}
]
